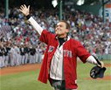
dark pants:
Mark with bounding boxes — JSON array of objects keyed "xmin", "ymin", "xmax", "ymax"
[
  {"xmin": 51, "ymin": 79, "xmax": 65, "ymax": 90},
  {"xmin": 50, "ymin": 79, "xmax": 77, "ymax": 90}
]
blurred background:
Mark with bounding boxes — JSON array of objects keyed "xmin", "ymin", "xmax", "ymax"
[
  {"xmin": 0, "ymin": 1, "xmax": 111, "ymax": 90},
  {"xmin": 0, "ymin": 0, "xmax": 111, "ymax": 68}
]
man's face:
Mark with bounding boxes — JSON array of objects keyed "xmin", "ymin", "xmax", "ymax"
[{"xmin": 55, "ymin": 22, "xmax": 69, "ymax": 37}]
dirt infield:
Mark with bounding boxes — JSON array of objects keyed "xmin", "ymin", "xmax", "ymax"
[
  {"xmin": 0, "ymin": 63, "xmax": 111, "ymax": 80},
  {"xmin": 0, "ymin": 63, "xmax": 41, "ymax": 76},
  {"xmin": 85, "ymin": 75, "xmax": 111, "ymax": 80},
  {"xmin": 104, "ymin": 63, "xmax": 111, "ymax": 67}
]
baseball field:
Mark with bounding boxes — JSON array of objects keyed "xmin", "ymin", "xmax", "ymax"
[{"xmin": 0, "ymin": 60, "xmax": 111, "ymax": 90}]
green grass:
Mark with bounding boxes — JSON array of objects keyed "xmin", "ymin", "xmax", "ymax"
[
  {"xmin": 0, "ymin": 60, "xmax": 111, "ymax": 90},
  {"xmin": 0, "ymin": 70, "xmax": 52, "ymax": 90},
  {"xmin": 77, "ymin": 60, "xmax": 111, "ymax": 90}
]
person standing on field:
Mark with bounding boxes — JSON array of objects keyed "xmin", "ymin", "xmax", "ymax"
[{"xmin": 19, "ymin": 5, "xmax": 104, "ymax": 90}]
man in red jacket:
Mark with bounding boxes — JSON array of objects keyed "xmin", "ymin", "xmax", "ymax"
[{"xmin": 19, "ymin": 5, "xmax": 104, "ymax": 90}]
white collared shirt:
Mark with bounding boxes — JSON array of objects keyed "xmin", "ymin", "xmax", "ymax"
[
  {"xmin": 50, "ymin": 36, "xmax": 71, "ymax": 80},
  {"xmin": 50, "ymin": 45, "xmax": 64, "ymax": 80}
]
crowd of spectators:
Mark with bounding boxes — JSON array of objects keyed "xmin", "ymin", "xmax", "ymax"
[{"xmin": 0, "ymin": 6, "xmax": 111, "ymax": 68}]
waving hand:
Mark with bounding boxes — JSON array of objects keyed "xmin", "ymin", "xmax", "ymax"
[{"xmin": 19, "ymin": 4, "xmax": 30, "ymax": 16}]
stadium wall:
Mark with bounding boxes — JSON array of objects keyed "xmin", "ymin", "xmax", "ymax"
[{"xmin": 97, "ymin": 54, "xmax": 111, "ymax": 60}]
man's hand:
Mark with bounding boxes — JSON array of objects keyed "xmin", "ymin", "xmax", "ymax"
[
  {"xmin": 19, "ymin": 4, "xmax": 30, "ymax": 16},
  {"xmin": 98, "ymin": 61, "xmax": 104, "ymax": 68},
  {"xmin": 92, "ymin": 55, "xmax": 104, "ymax": 68}
]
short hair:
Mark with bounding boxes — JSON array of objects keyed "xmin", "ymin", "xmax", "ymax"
[{"xmin": 59, "ymin": 20, "xmax": 70, "ymax": 30}]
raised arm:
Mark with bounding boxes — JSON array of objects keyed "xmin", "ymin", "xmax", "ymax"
[{"xmin": 19, "ymin": 4, "xmax": 43, "ymax": 35}]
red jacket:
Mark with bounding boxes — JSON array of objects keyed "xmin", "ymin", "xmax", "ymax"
[{"xmin": 38, "ymin": 30, "xmax": 90, "ymax": 89}]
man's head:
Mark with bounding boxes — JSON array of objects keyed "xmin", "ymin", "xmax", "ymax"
[{"xmin": 55, "ymin": 20, "xmax": 70, "ymax": 38}]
